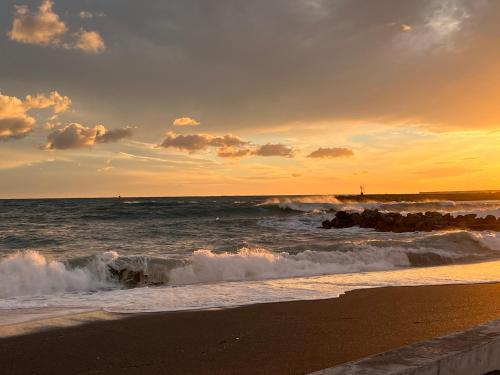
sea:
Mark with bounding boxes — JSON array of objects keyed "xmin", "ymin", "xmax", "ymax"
[{"xmin": 2, "ymin": 195, "xmax": 500, "ymax": 331}]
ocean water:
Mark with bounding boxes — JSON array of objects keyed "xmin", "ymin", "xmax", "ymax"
[{"xmin": 2, "ymin": 195, "xmax": 500, "ymax": 327}]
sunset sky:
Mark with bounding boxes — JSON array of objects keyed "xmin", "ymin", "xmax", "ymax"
[{"xmin": 2, "ymin": 0, "xmax": 500, "ymax": 198}]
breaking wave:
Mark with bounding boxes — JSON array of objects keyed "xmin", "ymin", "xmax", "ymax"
[
  {"xmin": 1, "ymin": 231, "xmax": 498, "ymax": 298},
  {"xmin": 260, "ymin": 195, "xmax": 343, "ymax": 213},
  {"xmin": 260, "ymin": 196, "xmax": 500, "ymax": 217},
  {"xmin": 0, "ymin": 251, "xmax": 116, "ymax": 298}
]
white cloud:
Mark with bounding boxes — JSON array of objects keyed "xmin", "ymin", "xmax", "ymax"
[
  {"xmin": 396, "ymin": 0, "xmax": 471, "ymax": 53},
  {"xmin": 172, "ymin": 117, "xmax": 201, "ymax": 126},
  {"xmin": 0, "ymin": 91, "xmax": 70, "ymax": 140},
  {"xmin": 24, "ymin": 91, "xmax": 71, "ymax": 113},
  {"xmin": 401, "ymin": 24, "xmax": 412, "ymax": 32},
  {"xmin": 9, "ymin": 0, "xmax": 67, "ymax": 46},
  {"xmin": 9, "ymin": 0, "xmax": 107, "ymax": 54},
  {"xmin": 79, "ymin": 11, "xmax": 93, "ymax": 19},
  {"xmin": 73, "ymin": 30, "xmax": 106, "ymax": 54}
]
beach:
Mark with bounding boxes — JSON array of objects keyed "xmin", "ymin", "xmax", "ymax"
[
  {"xmin": 2, "ymin": 283, "xmax": 500, "ymax": 375},
  {"xmin": 3, "ymin": 196, "xmax": 500, "ymax": 374},
  {"xmin": 4, "ymin": 0, "xmax": 500, "ymax": 373}
]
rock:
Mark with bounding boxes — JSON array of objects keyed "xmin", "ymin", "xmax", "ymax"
[
  {"xmin": 485, "ymin": 215, "xmax": 497, "ymax": 225},
  {"xmin": 322, "ymin": 220, "xmax": 332, "ymax": 229},
  {"xmin": 321, "ymin": 209, "xmax": 499, "ymax": 233},
  {"xmin": 331, "ymin": 210, "xmax": 357, "ymax": 228}
]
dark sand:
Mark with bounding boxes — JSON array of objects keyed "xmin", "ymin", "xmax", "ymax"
[{"xmin": 2, "ymin": 283, "xmax": 500, "ymax": 375}]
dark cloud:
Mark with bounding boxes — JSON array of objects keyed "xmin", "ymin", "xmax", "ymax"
[
  {"xmin": 217, "ymin": 147, "xmax": 252, "ymax": 158},
  {"xmin": 160, "ymin": 132, "xmax": 247, "ymax": 152},
  {"xmin": 96, "ymin": 126, "xmax": 132, "ymax": 143},
  {"xmin": 2, "ymin": 0, "xmax": 500, "ymax": 132},
  {"xmin": 308, "ymin": 147, "xmax": 354, "ymax": 158},
  {"xmin": 0, "ymin": 117, "xmax": 34, "ymax": 140},
  {"xmin": 253, "ymin": 143, "xmax": 294, "ymax": 157},
  {"xmin": 160, "ymin": 132, "xmax": 294, "ymax": 158},
  {"xmin": 45, "ymin": 123, "xmax": 131, "ymax": 149}
]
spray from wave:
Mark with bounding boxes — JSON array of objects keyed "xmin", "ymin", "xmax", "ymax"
[{"xmin": 260, "ymin": 195, "xmax": 342, "ymax": 213}]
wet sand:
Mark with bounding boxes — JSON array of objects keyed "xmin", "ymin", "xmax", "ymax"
[{"xmin": 2, "ymin": 283, "xmax": 500, "ymax": 375}]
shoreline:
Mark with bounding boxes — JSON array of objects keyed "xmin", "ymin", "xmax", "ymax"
[
  {"xmin": 4, "ymin": 191, "xmax": 500, "ymax": 201},
  {"xmin": 3, "ymin": 283, "xmax": 500, "ymax": 374}
]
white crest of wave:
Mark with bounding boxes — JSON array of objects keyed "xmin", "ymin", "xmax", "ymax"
[
  {"xmin": 261, "ymin": 196, "xmax": 500, "ymax": 217},
  {"xmin": 168, "ymin": 247, "xmax": 411, "ymax": 285},
  {"xmin": 263, "ymin": 195, "xmax": 341, "ymax": 205},
  {"xmin": 0, "ymin": 251, "xmax": 117, "ymax": 298},
  {"xmin": 260, "ymin": 195, "xmax": 343, "ymax": 212},
  {"xmin": 473, "ymin": 232, "xmax": 500, "ymax": 251}
]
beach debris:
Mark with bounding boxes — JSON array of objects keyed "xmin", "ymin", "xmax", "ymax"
[{"xmin": 322, "ymin": 209, "xmax": 500, "ymax": 232}]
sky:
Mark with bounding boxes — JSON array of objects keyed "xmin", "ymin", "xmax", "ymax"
[{"xmin": 1, "ymin": 0, "xmax": 500, "ymax": 198}]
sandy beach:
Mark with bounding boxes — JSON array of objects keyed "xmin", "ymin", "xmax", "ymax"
[{"xmin": 1, "ymin": 283, "xmax": 500, "ymax": 375}]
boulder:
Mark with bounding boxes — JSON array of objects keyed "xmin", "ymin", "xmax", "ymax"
[{"xmin": 321, "ymin": 209, "xmax": 499, "ymax": 233}]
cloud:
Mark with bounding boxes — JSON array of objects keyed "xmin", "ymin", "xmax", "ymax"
[
  {"xmin": 96, "ymin": 127, "xmax": 133, "ymax": 143},
  {"xmin": 79, "ymin": 11, "xmax": 93, "ymax": 19},
  {"xmin": 173, "ymin": 117, "xmax": 201, "ymax": 126},
  {"xmin": 5, "ymin": 1, "xmax": 499, "ymax": 132},
  {"xmin": 45, "ymin": 123, "xmax": 104, "ymax": 149},
  {"xmin": 217, "ymin": 147, "xmax": 252, "ymax": 158},
  {"xmin": 160, "ymin": 132, "xmax": 247, "ymax": 152},
  {"xmin": 0, "ymin": 91, "xmax": 70, "ymax": 140},
  {"xmin": 24, "ymin": 91, "xmax": 71, "ymax": 113},
  {"xmin": 396, "ymin": 0, "xmax": 471, "ymax": 53},
  {"xmin": 9, "ymin": 0, "xmax": 67, "ymax": 46},
  {"xmin": 401, "ymin": 24, "xmax": 412, "ymax": 32},
  {"xmin": 307, "ymin": 147, "xmax": 354, "ymax": 158},
  {"xmin": 73, "ymin": 30, "xmax": 106, "ymax": 54},
  {"xmin": 9, "ymin": 0, "xmax": 106, "ymax": 54},
  {"xmin": 0, "ymin": 118, "xmax": 34, "ymax": 140},
  {"xmin": 79, "ymin": 11, "xmax": 105, "ymax": 19},
  {"xmin": 159, "ymin": 132, "xmax": 295, "ymax": 158},
  {"xmin": 45, "ymin": 123, "xmax": 132, "ymax": 150},
  {"xmin": 253, "ymin": 143, "xmax": 294, "ymax": 157}
]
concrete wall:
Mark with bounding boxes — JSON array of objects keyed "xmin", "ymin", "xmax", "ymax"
[{"xmin": 309, "ymin": 318, "xmax": 500, "ymax": 375}]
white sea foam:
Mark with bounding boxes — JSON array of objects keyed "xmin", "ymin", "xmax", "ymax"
[
  {"xmin": 2, "ymin": 260, "xmax": 500, "ymax": 324},
  {"xmin": 0, "ymin": 251, "xmax": 116, "ymax": 298},
  {"xmin": 0, "ymin": 233, "xmax": 493, "ymax": 300},
  {"xmin": 473, "ymin": 231, "xmax": 500, "ymax": 251},
  {"xmin": 0, "ymin": 248, "xmax": 406, "ymax": 298},
  {"xmin": 167, "ymin": 247, "xmax": 411, "ymax": 285}
]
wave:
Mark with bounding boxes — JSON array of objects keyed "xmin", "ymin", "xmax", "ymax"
[
  {"xmin": 1, "ymin": 231, "xmax": 498, "ymax": 298},
  {"xmin": 260, "ymin": 196, "xmax": 500, "ymax": 217},
  {"xmin": 0, "ymin": 251, "xmax": 115, "ymax": 298},
  {"xmin": 260, "ymin": 195, "xmax": 343, "ymax": 213}
]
